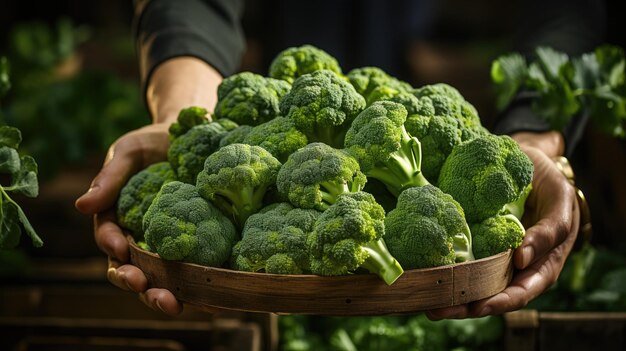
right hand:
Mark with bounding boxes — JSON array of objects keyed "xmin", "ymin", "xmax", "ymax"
[{"xmin": 75, "ymin": 123, "xmax": 184, "ymax": 316}]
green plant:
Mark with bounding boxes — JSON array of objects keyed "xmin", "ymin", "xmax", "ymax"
[{"xmin": 269, "ymin": 45, "xmax": 343, "ymax": 84}]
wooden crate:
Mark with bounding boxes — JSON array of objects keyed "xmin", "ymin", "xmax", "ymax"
[{"xmin": 504, "ymin": 310, "xmax": 626, "ymax": 351}]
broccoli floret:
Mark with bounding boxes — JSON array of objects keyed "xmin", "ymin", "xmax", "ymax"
[
  {"xmin": 345, "ymin": 101, "xmax": 429, "ymax": 196},
  {"xmin": 308, "ymin": 191, "xmax": 404, "ymax": 285},
  {"xmin": 168, "ymin": 106, "xmax": 210, "ymax": 141},
  {"xmin": 213, "ymin": 72, "xmax": 291, "ymax": 126},
  {"xmin": 471, "ymin": 214, "xmax": 525, "ymax": 259},
  {"xmin": 219, "ymin": 125, "xmax": 255, "ymax": 148},
  {"xmin": 231, "ymin": 203, "xmax": 321, "ymax": 274},
  {"xmin": 276, "ymin": 143, "xmax": 367, "ymax": 211},
  {"xmin": 269, "ymin": 45, "xmax": 342, "ymax": 84},
  {"xmin": 280, "ymin": 69, "xmax": 366, "ymax": 147},
  {"xmin": 385, "ymin": 185, "xmax": 474, "ymax": 269},
  {"xmin": 347, "ymin": 66, "xmax": 412, "ymax": 101},
  {"xmin": 196, "ymin": 143, "xmax": 282, "ymax": 229},
  {"xmin": 167, "ymin": 120, "xmax": 229, "ymax": 184},
  {"xmin": 437, "ymin": 134, "xmax": 534, "ymax": 223},
  {"xmin": 366, "ymin": 86, "xmax": 421, "ymax": 115},
  {"xmin": 243, "ymin": 117, "xmax": 308, "ymax": 163},
  {"xmin": 143, "ymin": 181, "xmax": 237, "ymax": 266},
  {"xmin": 116, "ymin": 162, "xmax": 177, "ymax": 238}
]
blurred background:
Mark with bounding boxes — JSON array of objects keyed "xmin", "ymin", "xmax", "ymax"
[{"xmin": 1, "ymin": 1, "xmax": 625, "ymax": 350}]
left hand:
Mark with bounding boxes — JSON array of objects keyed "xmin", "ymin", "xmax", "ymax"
[{"xmin": 426, "ymin": 134, "xmax": 580, "ymax": 319}]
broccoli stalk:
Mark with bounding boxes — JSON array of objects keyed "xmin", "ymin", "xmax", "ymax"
[
  {"xmin": 358, "ymin": 238, "xmax": 406, "ymax": 285},
  {"xmin": 209, "ymin": 185, "xmax": 269, "ymax": 229},
  {"xmin": 503, "ymin": 183, "xmax": 533, "ymax": 220}
]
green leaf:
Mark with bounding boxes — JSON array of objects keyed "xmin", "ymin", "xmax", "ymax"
[
  {"xmin": 0, "ymin": 57, "xmax": 9, "ymax": 97},
  {"xmin": 0, "ymin": 146, "xmax": 21, "ymax": 174},
  {"xmin": 490, "ymin": 53, "xmax": 528, "ymax": 111},
  {"xmin": 535, "ymin": 46, "xmax": 570, "ymax": 81},
  {"xmin": 595, "ymin": 45, "xmax": 626, "ymax": 88},
  {"xmin": 588, "ymin": 87, "xmax": 626, "ymax": 138},
  {"xmin": 10, "ymin": 155, "xmax": 39, "ymax": 198},
  {"xmin": 572, "ymin": 53, "xmax": 601, "ymax": 90},
  {"xmin": 0, "ymin": 126, "xmax": 22, "ymax": 149},
  {"xmin": 0, "ymin": 194, "xmax": 21, "ymax": 249},
  {"xmin": 15, "ymin": 201, "xmax": 43, "ymax": 248}
]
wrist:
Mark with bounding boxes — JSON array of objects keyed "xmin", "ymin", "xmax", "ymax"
[
  {"xmin": 147, "ymin": 56, "xmax": 223, "ymax": 125},
  {"xmin": 510, "ymin": 131, "xmax": 565, "ymax": 158}
]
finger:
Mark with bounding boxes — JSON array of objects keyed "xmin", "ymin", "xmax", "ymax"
[
  {"xmin": 75, "ymin": 140, "xmax": 143, "ymax": 215},
  {"xmin": 139, "ymin": 288, "xmax": 184, "ymax": 316},
  {"xmin": 515, "ymin": 182, "xmax": 576, "ymax": 269},
  {"xmin": 94, "ymin": 210, "xmax": 130, "ymax": 262},
  {"xmin": 107, "ymin": 261, "xmax": 149, "ymax": 293}
]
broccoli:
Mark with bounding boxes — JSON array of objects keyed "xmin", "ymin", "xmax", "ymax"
[
  {"xmin": 280, "ymin": 69, "xmax": 366, "ymax": 147},
  {"xmin": 385, "ymin": 185, "xmax": 474, "ymax": 269},
  {"xmin": 243, "ymin": 116, "xmax": 308, "ymax": 163},
  {"xmin": 308, "ymin": 191, "xmax": 404, "ymax": 285},
  {"xmin": 366, "ymin": 86, "xmax": 421, "ymax": 115},
  {"xmin": 116, "ymin": 162, "xmax": 177, "ymax": 238},
  {"xmin": 143, "ymin": 181, "xmax": 237, "ymax": 266},
  {"xmin": 167, "ymin": 120, "xmax": 230, "ymax": 184},
  {"xmin": 269, "ymin": 44, "xmax": 342, "ymax": 84},
  {"xmin": 213, "ymin": 72, "xmax": 291, "ymax": 126},
  {"xmin": 437, "ymin": 134, "xmax": 534, "ymax": 223},
  {"xmin": 168, "ymin": 106, "xmax": 210, "ymax": 141},
  {"xmin": 470, "ymin": 214, "xmax": 525, "ymax": 259},
  {"xmin": 196, "ymin": 143, "xmax": 282, "ymax": 229},
  {"xmin": 404, "ymin": 93, "xmax": 489, "ymax": 183},
  {"xmin": 231, "ymin": 203, "xmax": 321, "ymax": 274},
  {"xmin": 276, "ymin": 143, "xmax": 367, "ymax": 211},
  {"xmin": 344, "ymin": 100, "xmax": 429, "ymax": 196},
  {"xmin": 219, "ymin": 124, "xmax": 254, "ymax": 148},
  {"xmin": 347, "ymin": 66, "xmax": 412, "ymax": 102}
]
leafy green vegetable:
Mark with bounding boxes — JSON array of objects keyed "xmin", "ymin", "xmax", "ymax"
[{"xmin": 492, "ymin": 45, "xmax": 626, "ymax": 138}]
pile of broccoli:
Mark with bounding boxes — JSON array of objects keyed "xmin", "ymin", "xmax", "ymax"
[{"xmin": 116, "ymin": 44, "xmax": 534, "ymax": 285}]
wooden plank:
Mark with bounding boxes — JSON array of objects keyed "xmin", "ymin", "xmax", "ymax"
[{"xmin": 452, "ymin": 250, "xmax": 514, "ymax": 305}]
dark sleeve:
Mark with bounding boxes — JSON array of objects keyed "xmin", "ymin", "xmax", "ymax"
[
  {"xmin": 493, "ymin": 0, "xmax": 606, "ymax": 157},
  {"xmin": 133, "ymin": 0, "xmax": 246, "ymax": 95}
]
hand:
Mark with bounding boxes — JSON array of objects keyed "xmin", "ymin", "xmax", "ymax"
[
  {"xmin": 75, "ymin": 123, "xmax": 184, "ymax": 316},
  {"xmin": 426, "ymin": 134, "xmax": 580, "ymax": 319}
]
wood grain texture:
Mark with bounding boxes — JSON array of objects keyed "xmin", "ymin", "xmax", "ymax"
[{"xmin": 129, "ymin": 238, "xmax": 513, "ymax": 316}]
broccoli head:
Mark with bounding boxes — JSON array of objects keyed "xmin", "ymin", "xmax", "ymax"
[
  {"xmin": 345, "ymin": 101, "xmax": 429, "ymax": 196},
  {"xmin": 117, "ymin": 162, "xmax": 177, "ymax": 238},
  {"xmin": 269, "ymin": 45, "xmax": 342, "ymax": 84},
  {"xmin": 167, "ymin": 120, "xmax": 229, "ymax": 184},
  {"xmin": 437, "ymin": 134, "xmax": 534, "ymax": 223},
  {"xmin": 231, "ymin": 202, "xmax": 321, "ymax": 274},
  {"xmin": 213, "ymin": 72, "xmax": 291, "ymax": 126},
  {"xmin": 168, "ymin": 106, "xmax": 210, "ymax": 141},
  {"xmin": 385, "ymin": 185, "xmax": 474, "ymax": 269},
  {"xmin": 276, "ymin": 143, "xmax": 367, "ymax": 211},
  {"xmin": 471, "ymin": 214, "xmax": 525, "ymax": 259},
  {"xmin": 308, "ymin": 191, "xmax": 404, "ymax": 285},
  {"xmin": 243, "ymin": 116, "xmax": 308, "ymax": 162},
  {"xmin": 196, "ymin": 143, "xmax": 282, "ymax": 229},
  {"xmin": 280, "ymin": 69, "xmax": 366, "ymax": 147},
  {"xmin": 143, "ymin": 181, "xmax": 237, "ymax": 266},
  {"xmin": 219, "ymin": 125, "xmax": 255, "ymax": 148},
  {"xmin": 347, "ymin": 66, "xmax": 412, "ymax": 101},
  {"xmin": 366, "ymin": 85, "xmax": 421, "ymax": 115}
]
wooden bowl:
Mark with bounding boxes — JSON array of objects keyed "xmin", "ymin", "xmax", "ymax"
[{"xmin": 129, "ymin": 238, "xmax": 513, "ymax": 316}]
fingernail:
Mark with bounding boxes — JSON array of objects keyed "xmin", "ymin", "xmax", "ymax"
[
  {"xmin": 522, "ymin": 246, "xmax": 534, "ymax": 267},
  {"xmin": 155, "ymin": 299, "xmax": 166, "ymax": 313}
]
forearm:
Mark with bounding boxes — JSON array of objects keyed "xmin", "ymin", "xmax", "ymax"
[
  {"xmin": 511, "ymin": 131, "xmax": 565, "ymax": 158},
  {"xmin": 146, "ymin": 57, "xmax": 223, "ymax": 125}
]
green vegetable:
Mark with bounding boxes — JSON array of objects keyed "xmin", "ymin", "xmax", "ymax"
[
  {"xmin": 269, "ymin": 45, "xmax": 342, "ymax": 84},
  {"xmin": 213, "ymin": 72, "xmax": 291, "ymax": 126},
  {"xmin": 168, "ymin": 106, "xmax": 209, "ymax": 140},
  {"xmin": 470, "ymin": 214, "xmax": 525, "ymax": 259},
  {"xmin": 196, "ymin": 143, "xmax": 282, "ymax": 229},
  {"xmin": 280, "ymin": 69, "xmax": 366, "ymax": 147},
  {"xmin": 143, "ymin": 181, "xmax": 237, "ymax": 266},
  {"xmin": 218, "ymin": 124, "xmax": 254, "ymax": 148},
  {"xmin": 492, "ymin": 45, "xmax": 626, "ymax": 138},
  {"xmin": 276, "ymin": 143, "xmax": 367, "ymax": 211},
  {"xmin": 405, "ymin": 84, "xmax": 489, "ymax": 182},
  {"xmin": 385, "ymin": 185, "xmax": 473, "ymax": 269},
  {"xmin": 437, "ymin": 134, "xmax": 534, "ymax": 223},
  {"xmin": 167, "ymin": 120, "xmax": 230, "ymax": 184},
  {"xmin": 116, "ymin": 162, "xmax": 177, "ymax": 238},
  {"xmin": 308, "ymin": 191, "xmax": 404, "ymax": 285},
  {"xmin": 231, "ymin": 202, "xmax": 321, "ymax": 274},
  {"xmin": 345, "ymin": 101, "xmax": 429, "ymax": 196},
  {"xmin": 346, "ymin": 66, "xmax": 412, "ymax": 102},
  {"xmin": 243, "ymin": 116, "xmax": 308, "ymax": 162},
  {"xmin": 366, "ymin": 86, "xmax": 421, "ymax": 115}
]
